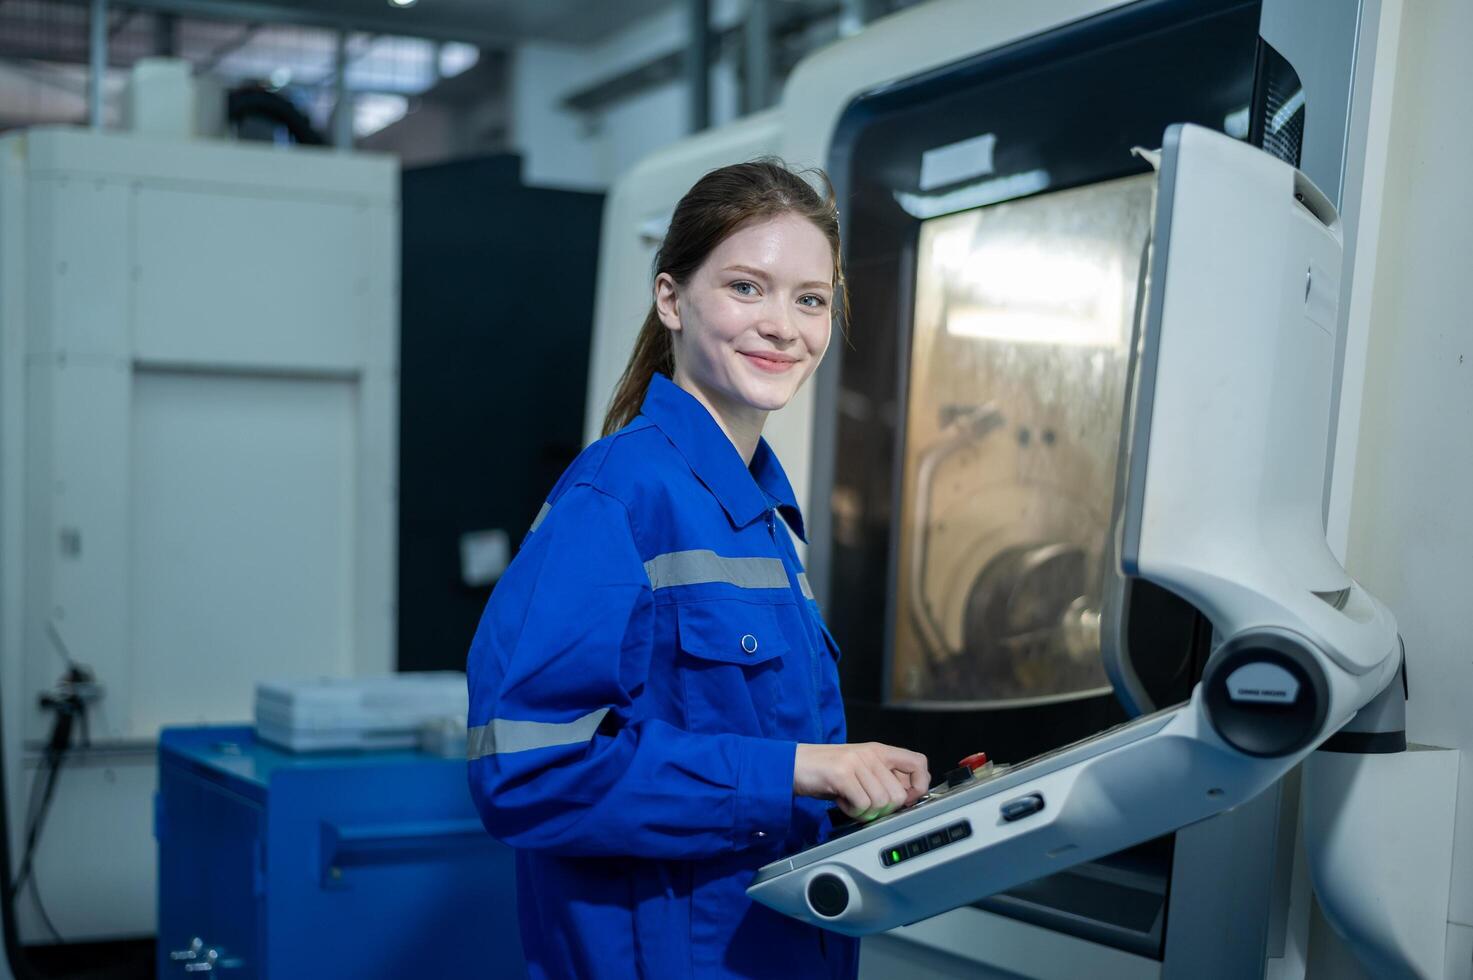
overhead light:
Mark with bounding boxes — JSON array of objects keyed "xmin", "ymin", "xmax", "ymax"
[
  {"xmin": 388, "ymin": 0, "xmax": 418, "ymax": 8},
  {"xmin": 354, "ymin": 93, "xmax": 410, "ymax": 138},
  {"xmin": 945, "ymin": 306, "xmax": 1121, "ymax": 347},
  {"xmin": 268, "ymin": 67, "xmax": 292, "ymax": 90},
  {"xmin": 941, "ymin": 242, "xmax": 1126, "ymax": 348},
  {"xmin": 438, "ymin": 42, "xmax": 479, "ymax": 79},
  {"xmin": 893, "ymin": 169, "xmax": 1051, "ymax": 220}
]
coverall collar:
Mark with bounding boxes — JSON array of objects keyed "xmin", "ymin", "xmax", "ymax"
[{"xmin": 640, "ymin": 372, "xmax": 807, "ymax": 542}]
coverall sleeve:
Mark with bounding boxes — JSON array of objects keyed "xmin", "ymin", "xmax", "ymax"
[{"xmin": 466, "ymin": 483, "xmax": 797, "ymax": 859}]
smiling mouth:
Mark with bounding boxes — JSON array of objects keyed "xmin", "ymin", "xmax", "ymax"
[{"xmin": 740, "ymin": 351, "xmax": 799, "ymax": 374}]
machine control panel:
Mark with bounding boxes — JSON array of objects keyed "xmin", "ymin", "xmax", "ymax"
[{"xmin": 879, "ymin": 820, "xmax": 972, "ymax": 867}]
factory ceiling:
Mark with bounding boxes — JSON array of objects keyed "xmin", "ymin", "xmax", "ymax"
[
  {"xmin": 235, "ymin": 0, "xmax": 683, "ymax": 47},
  {"xmin": 0, "ymin": 0, "xmax": 870, "ymax": 135}
]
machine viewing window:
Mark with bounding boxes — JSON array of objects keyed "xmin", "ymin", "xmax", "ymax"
[{"xmin": 894, "ymin": 175, "xmax": 1154, "ymax": 704}]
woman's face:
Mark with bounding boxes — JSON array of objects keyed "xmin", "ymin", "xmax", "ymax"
[{"xmin": 656, "ymin": 212, "xmax": 835, "ymax": 429}]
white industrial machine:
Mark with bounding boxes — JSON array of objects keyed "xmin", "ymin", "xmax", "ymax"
[
  {"xmin": 0, "ymin": 117, "xmax": 398, "ymax": 943},
  {"xmin": 746, "ymin": 122, "xmax": 1402, "ymax": 931}
]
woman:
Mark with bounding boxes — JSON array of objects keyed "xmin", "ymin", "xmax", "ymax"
[{"xmin": 466, "ymin": 161, "xmax": 931, "ymax": 979}]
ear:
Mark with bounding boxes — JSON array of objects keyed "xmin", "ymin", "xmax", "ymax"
[{"xmin": 654, "ymin": 273, "xmax": 682, "ymax": 333}]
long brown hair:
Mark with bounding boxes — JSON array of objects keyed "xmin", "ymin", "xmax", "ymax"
[{"xmin": 600, "ymin": 159, "xmax": 847, "ymax": 437}]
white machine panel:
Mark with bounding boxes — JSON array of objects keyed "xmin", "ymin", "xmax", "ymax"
[
  {"xmin": 0, "ymin": 126, "xmax": 398, "ymax": 940},
  {"xmin": 129, "ymin": 373, "xmax": 361, "ymax": 733},
  {"xmin": 132, "ymin": 187, "xmax": 370, "ymax": 371},
  {"xmin": 8, "ymin": 128, "xmax": 398, "ymax": 744}
]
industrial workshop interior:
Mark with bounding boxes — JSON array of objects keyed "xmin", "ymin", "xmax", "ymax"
[{"xmin": 0, "ymin": 0, "xmax": 1468, "ymax": 977}]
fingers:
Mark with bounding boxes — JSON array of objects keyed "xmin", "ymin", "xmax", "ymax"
[
  {"xmin": 833, "ymin": 769, "xmax": 871, "ymax": 819},
  {"xmin": 878, "ymin": 744, "xmax": 930, "ymax": 782},
  {"xmin": 830, "ymin": 752, "xmax": 902, "ymax": 820},
  {"xmin": 901, "ymin": 761, "xmax": 930, "ymax": 803},
  {"xmin": 856, "ymin": 747, "xmax": 911, "ymax": 821},
  {"xmin": 894, "ymin": 768, "xmax": 927, "ymax": 806},
  {"xmin": 852, "ymin": 762, "xmax": 890, "ymax": 821},
  {"xmin": 876, "ymin": 744, "xmax": 930, "ymax": 805},
  {"xmin": 793, "ymin": 741, "xmax": 932, "ymax": 819}
]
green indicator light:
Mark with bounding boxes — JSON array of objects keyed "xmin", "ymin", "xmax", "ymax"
[{"xmin": 891, "ymin": 850, "xmax": 901, "ymax": 862}]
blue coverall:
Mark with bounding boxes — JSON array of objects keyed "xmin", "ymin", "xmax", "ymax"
[{"xmin": 466, "ymin": 372, "xmax": 858, "ymax": 979}]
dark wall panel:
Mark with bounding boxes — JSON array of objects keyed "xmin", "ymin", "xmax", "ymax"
[{"xmin": 398, "ymin": 156, "xmax": 604, "ymax": 673}]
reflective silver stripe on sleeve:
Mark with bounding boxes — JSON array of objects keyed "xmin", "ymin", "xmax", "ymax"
[
  {"xmin": 528, "ymin": 501, "xmax": 551, "ymax": 534},
  {"xmin": 642, "ymin": 549, "xmax": 789, "ymax": 591},
  {"xmin": 466, "ymin": 706, "xmax": 610, "ymax": 760},
  {"xmin": 798, "ymin": 572, "xmax": 814, "ymax": 601}
]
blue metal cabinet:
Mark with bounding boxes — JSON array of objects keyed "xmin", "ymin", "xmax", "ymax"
[{"xmin": 157, "ymin": 726, "xmax": 523, "ymax": 979}]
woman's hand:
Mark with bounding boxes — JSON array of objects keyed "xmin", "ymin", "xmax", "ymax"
[{"xmin": 793, "ymin": 742, "xmax": 931, "ymax": 822}]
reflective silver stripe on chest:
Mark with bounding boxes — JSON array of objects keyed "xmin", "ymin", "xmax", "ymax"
[
  {"xmin": 527, "ymin": 501, "xmax": 552, "ymax": 534},
  {"xmin": 643, "ymin": 549, "xmax": 789, "ymax": 591},
  {"xmin": 467, "ymin": 706, "xmax": 609, "ymax": 760}
]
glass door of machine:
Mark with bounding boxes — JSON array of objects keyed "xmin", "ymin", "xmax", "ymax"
[
  {"xmin": 894, "ymin": 175, "xmax": 1153, "ymax": 706},
  {"xmin": 813, "ymin": 0, "xmax": 1263, "ymax": 957}
]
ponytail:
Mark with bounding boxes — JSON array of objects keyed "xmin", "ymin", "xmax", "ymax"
[{"xmin": 602, "ymin": 306, "xmax": 674, "ymax": 437}]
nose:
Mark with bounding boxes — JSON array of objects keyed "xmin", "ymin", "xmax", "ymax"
[{"xmin": 756, "ymin": 302, "xmax": 801, "ymax": 346}]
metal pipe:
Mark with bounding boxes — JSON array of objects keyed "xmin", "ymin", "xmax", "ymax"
[
  {"xmin": 332, "ymin": 29, "xmax": 353, "ymax": 150},
  {"xmin": 88, "ymin": 0, "xmax": 107, "ymax": 128},
  {"xmin": 743, "ymin": 0, "xmax": 771, "ymax": 114},
  {"xmin": 685, "ymin": 0, "xmax": 710, "ymax": 133}
]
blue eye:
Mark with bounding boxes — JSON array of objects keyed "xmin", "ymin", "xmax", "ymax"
[
  {"xmin": 798, "ymin": 294, "xmax": 828, "ymax": 308},
  {"xmin": 732, "ymin": 281, "xmax": 758, "ymax": 296}
]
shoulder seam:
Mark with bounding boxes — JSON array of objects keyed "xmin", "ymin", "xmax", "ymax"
[
  {"xmin": 579, "ymin": 419, "xmax": 660, "ymax": 489},
  {"xmin": 571, "ymin": 483, "xmax": 651, "ymax": 590},
  {"xmin": 531, "ymin": 482, "xmax": 651, "ymax": 590}
]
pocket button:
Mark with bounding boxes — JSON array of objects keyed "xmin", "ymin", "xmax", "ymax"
[{"xmin": 741, "ymin": 633, "xmax": 758, "ymax": 654}]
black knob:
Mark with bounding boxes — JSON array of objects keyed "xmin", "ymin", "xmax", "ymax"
[
  {"xmin": 1202, "ymin": 629, "xmax": 1329, "ymax": 758},
  {"xmin": 807, "ymin": 872, "xmax": 850, "ymax": 918}
]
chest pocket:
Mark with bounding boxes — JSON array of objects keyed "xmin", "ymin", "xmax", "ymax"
[{"xmin": 676, "ymin": 599, "xmax": 790, "ymax": 737}]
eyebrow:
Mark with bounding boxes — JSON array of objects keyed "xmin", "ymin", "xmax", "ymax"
[{"xmin": 722, "ymin": 264, "xmax": 832, "ymax": 291}]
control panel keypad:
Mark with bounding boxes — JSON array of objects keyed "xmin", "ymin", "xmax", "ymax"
[{"xmin": 880, "ymin": 821, "xmax": 971, "ymax": 867}]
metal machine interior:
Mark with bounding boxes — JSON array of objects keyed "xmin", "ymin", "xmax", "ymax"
[{"xmin": 894, "ymin": 174, "xmax": 1155, "ymax": 704}]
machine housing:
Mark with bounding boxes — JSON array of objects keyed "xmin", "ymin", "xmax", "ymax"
[{"xmin": 746, "ymin": 124, "xmax": 1401, "ymax": 936}]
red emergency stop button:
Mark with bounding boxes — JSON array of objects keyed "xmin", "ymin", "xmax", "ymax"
[{"xmin": 959, "ymin": 752, "xmax": 989, "ymax": 772}]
